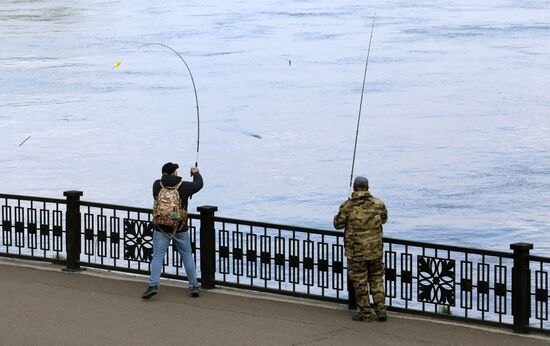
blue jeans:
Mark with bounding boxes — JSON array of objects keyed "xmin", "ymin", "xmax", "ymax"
[{"xmin": 149, "ymin": 229, "xmax": 198, "ymax": 289}]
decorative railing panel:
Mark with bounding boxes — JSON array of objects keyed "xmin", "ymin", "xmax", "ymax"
[
  {"xmin": 213, "ymin": 217, "xmax": 347, "ymax": 303},
  {"xmin": 1, "ymin": 194, "xmax": 66, "ymax": 261},
  {"xmin": 530, "ymin": 255, "xmax": 550, "ymax": 333},
  {"xmin": 383, "ymin": 240, "xmax": 514, "ymax": 327},
  {"xmin": 78, "ymin": 201, "xmax": 200, "ymax": 281}
]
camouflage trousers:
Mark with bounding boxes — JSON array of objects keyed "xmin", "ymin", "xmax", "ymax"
[{"xmin": 348, "ymin": 257, "xmax": 386, "ymax": 317}]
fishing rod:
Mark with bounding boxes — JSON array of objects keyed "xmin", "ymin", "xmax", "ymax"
[
  {"xmin": 139, "ymin": 43, "xmax": 201, "ymax": 171},
  {"xmin": 349, "ymin": 13, "xmax": 376, "ymax": 189}
]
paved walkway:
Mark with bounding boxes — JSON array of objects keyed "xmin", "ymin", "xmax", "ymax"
[{"xmin": 0, "ymin": 260, "xmax": 548, "ymax": 346}]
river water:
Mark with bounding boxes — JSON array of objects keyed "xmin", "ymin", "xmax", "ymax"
[{"xmin": 1, "ymin": 0, "xmax": 549, "ymax": 255}]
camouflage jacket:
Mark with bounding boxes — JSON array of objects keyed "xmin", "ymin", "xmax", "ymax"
[{"xmin": 333, "ymin": 191, "xmax": 388, "ymax": 261}]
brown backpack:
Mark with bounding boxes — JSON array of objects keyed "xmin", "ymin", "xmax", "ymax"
[{"xmin": 152, "ymin": 181, "xmax": 188, "ymax": 236}]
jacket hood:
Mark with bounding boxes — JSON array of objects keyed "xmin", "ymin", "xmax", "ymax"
[
  {"xmin": 351, "ymin": 190, "xmax": 372, "ymax": 200},
  {"xmin": 160, "ymin": 174, "xmax": 182, "ymax": 187}
]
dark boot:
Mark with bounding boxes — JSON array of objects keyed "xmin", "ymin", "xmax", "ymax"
[
  {"xmin": 376, "ymin": 312, "xmax": 388, "ymax": 322},
  {"xmin": 189, "ymin": 286, "xmax": 200, "ymax": 297},
  {"xmin": 352, "ymin": 313, "xmax": 372, "ymax": 322},
  {"xmin": 142, "ymin": 285, "xmax": 158, "ymax": 299}
]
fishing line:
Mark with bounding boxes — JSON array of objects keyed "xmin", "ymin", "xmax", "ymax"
[
  {"xmin": 349, "ymin": 13, "xmax": 376, "ymax": 188},
  {"xmin": 18, "ymin": 135, "xmax": 32, "ymax": 147}
]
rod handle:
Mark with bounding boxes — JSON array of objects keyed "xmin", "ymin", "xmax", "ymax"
[{"xmin": 189, "ymin": 162, "xmax": 198, "ymax": 199}]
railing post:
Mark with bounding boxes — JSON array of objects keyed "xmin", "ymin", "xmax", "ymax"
[
  {"xmin": 197, "ymin": 205, "xmax": 218, "ymax": 289},
  {"xmin": 510, "ymin": 242, "xmax": 533, "ymax": 333},
  {"xmin": 63, "ymin": 191, "xmax": 83, "ymax": 272}
]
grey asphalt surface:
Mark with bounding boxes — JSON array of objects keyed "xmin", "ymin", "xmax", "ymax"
[{"xmin": 0, "ymin": 261, "xmax": 548, "ymax": 346}]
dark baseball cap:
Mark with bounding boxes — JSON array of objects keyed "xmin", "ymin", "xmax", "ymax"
[{"xmin": 162, "ymin": 162, "xmax": 179, "ymax": 174}]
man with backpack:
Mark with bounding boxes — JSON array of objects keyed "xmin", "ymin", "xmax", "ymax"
[{"xmin": 142, "ymin": 162, "xmax": 203, "ymax": 299}]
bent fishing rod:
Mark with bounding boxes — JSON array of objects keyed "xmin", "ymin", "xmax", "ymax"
[
  {"xmin": 349, "ymin": 13, "xmax": 376, "ymax": 189},
  {"xmin": 139, "ymin": 43, "xmax": 201, "ymax": 172}
]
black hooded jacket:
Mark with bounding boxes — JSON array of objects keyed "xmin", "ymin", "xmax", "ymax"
[{"xmin": 152, "ymin": 172, "xmax": 203, "ymax": 232}]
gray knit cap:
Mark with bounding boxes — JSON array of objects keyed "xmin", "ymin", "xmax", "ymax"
[{"xmin": 353, "ymin": 176, "xmax": 369, "ymax": 189}]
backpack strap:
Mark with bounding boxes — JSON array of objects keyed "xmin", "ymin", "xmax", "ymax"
[{"xmin": 159, "ymin": 181, "xmax": 183, "ymax": 190}]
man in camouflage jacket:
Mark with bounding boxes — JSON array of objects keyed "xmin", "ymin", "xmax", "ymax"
[{"xmin": 333, "ymin": 176, "xmax": 388, "ymax": 322}]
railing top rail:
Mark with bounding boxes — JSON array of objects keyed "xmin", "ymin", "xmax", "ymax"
[
  {"xmin": 529, "ymin": 254, "xmax": 550, "ymax": 263},
  {"xmin": 214, "ymin": 216, "xmax": 343, "ymax": 237},
  {"xmin": 0, "ymin": 193, "xmax": 66, "ymax": 204},
  {"xmin": 215, "ymin": 216, "xmax": 516, "ymax": 257},
  {"xmin": 383, "ymin": 237, "xmax": 514, "ymax": 258},
  {"xmin": 80, "ymin": 200, "xmax": 151, "ymax": 213},
  {"xmin": 80, "ymin": 200, "xmax": 200, "ymax": 218}
]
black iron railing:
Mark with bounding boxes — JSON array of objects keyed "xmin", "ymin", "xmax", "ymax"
[
  {"xmin": 1, "ymin": 193, "xmax": 66, "ymax": 263},
  {"xmin": 211, "ymin": 215, "xmax": 348, "ymax": 304},
  {"xmin": 0, "ymin": 191, "xmax": 548, "ymax": 335},
  {"xmin": 382, "ymin": 238, "xmax": 516, "ymax": 329},
  {"xmin": 530, "ymin": 254, "xmax": 550, "ymax": 334},
  {"xmin": 76, "ymin": 197, "xmax": 201, "ymax": 283}
]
